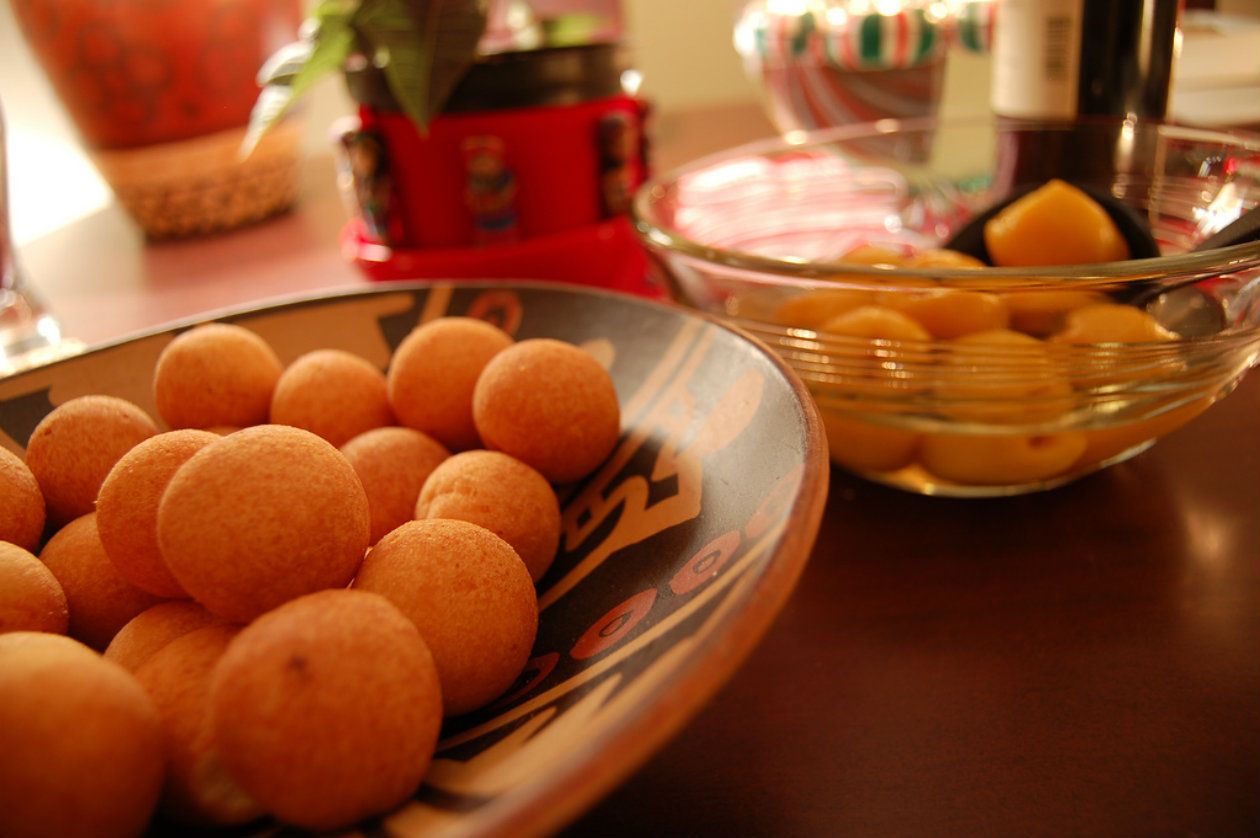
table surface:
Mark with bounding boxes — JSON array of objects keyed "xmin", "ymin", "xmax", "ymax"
[{"xmin": 17, "ymin": 102, "xmax": 1260, "ymax": 838}]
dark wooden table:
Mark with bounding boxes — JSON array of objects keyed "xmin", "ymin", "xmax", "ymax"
[
  {"xmin": 568, "ymin": 369, "xmax": 1260, "ymax": 837},
  {"xmin": 19, "ymin": 103, "xmax": 1260, "ymax": 838}
]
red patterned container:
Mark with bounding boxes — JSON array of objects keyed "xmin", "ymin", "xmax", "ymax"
[
  {"xmin": 12, "ymin": 0, "xmax": 303, "ymax": 238},
  {"xmin": 336, "ymin": 43, "xmax": 655, "ymax": 296}
]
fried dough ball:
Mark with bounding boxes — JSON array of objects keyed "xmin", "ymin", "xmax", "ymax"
[
  {"xmin": 340, "ymin": 426, "xmax": 449, "ymax": 544},
  {"xmin": 40, "ymin": 514, "xmax": 165, "ymax": 651},
  {"xmin": 387, "ymin": 317, "xmax": 513, "ymax": 451},
  {"xmin": 354, "ymin": 519, "xmax": 538, "ymax": 716},
  {"xmin": 473, "ymin": 338, "xmax": 620, "ymax": 484},
  {"xmin": 270, "ymin": 349, "xmax": 394, "ymax": 447},
  {"xmin": 415, "ymin": 450, "xmax": 561, "ymax": 583},
  {"xmin": 0, "ymin": 632, "xmax": 165, "ymax": 838},
  {"xmin": 104, "ymin": 600, "xmax": 222, "ymax": 673},
  {"xmin": 157, "ymin": 425, "xmax": 370, "ymax": 622},
  {"xmin": 209, "ymin": 589, "xmax": 442, "ymax": 830},
  {"xmin": 134, "ymin": 624, "xmax": 261, "ymax": 825},
  {"xmin": 24, "ymin": 395, "xmax": 158, "ymax": 527},
  {"xmin": 153, "ymin": 323, "xmax": 283, "ymax": 430},
  {"xmin": 96, "ymin": 430, "xmax": 220, "ymax": 598},
  {"xmin": 0, "ymin": 446, "xmax": 45, "ymax": 552},
  {"xmin": 0, "ymin": 542, "xmax": 68, "ymax": 635}
]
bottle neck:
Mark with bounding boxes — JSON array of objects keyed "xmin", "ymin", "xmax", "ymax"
[{"xmin": 991, "ymin": 0, "xmax": 1182, "ymax": 123}]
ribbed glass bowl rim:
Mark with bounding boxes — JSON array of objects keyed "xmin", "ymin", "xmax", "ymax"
[{"xmin": 631, "ymin": 115, "xmax": 1260, "ymax": 289}]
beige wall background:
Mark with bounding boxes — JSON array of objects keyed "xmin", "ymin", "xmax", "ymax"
[
  {"xmin": 0, "ymin": 0, "xmax": 760, "ymax": 244},
  {"xmin": 3, "ymin": 0, "xmax": 1257, "ymax": 245}
]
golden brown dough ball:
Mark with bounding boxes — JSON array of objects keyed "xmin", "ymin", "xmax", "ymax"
[
  {"xmin": 40, "ymin": 514, "xmax": 166, "ymax": 651},
  {"xmin": 340, "ymin": 426, "xmax": 449, "ymax": 544},
  {"xmin": 354, "ymin": 519, "xmax": 537, "ymax": 716},
  {"xmin": 387, "ymin": 317, "xmax": 513, "ymax": 451},
  {"xmin": 104, "ymin": 600, "xmax": 222, "ymax": 673},
  {"xmin": 0, "ymin": 542, "xmax": 68, "ymax": 635},
  {"xmin": 0, "ymin": 631, "xmax": 165, "ymax": 838},
  {"xmin": 24, "ymin": 395, "xmax": 158, "ymax": 527},
  {"xmin": 96, "ymin": 429, "xmax": 220, "ymax": 598},
  {"xmin": 153, "ymin": 323, "xmax": 283, "ymax": 430},
  {"xmin": 0, "ymin": 446, "xmax": 45, "ymax": 552},
  {"xmin": 270, "ymin": 349, "xmax": 394, "ymax": 447},
  {"xmin": 157, "ymin": 425, "xmax": 370, "ymax": 622},
  {"xmin": 473, "ymin": 338, "xmax": 621, "ymax": 483},
  {"xmin": 134, "ymin": 624, "xmax": 261, "ymax": 826},
  {"xmin": 209, "ymin": 589, "xmax": 442, "ymax": 830},
  {"xmin": 415, "ymin": 450, "xmax": 560, "ymax": 583}
]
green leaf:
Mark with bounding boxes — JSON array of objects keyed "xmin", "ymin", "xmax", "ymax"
[
  {"xmin": 240, "ymin": 5, "xmax": 357, "ymax": 158},
  {"xmin": 354, "ymin": 0, "xmax": 487, "ymax": 133}
]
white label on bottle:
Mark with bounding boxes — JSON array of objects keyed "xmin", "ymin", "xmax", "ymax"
[{"xmin": 991, "ymin": 0, "xmax": 1085, "ymax": 119}]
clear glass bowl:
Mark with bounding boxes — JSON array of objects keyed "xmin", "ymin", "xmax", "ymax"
[{"xmin": 632, "ymin": 116, "xmax": 1260, "ymax": 496}]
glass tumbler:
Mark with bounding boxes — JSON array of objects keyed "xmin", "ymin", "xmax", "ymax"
[{"xmin": 0, "ymin": 100, "xmax": 62, "ymax": 376}]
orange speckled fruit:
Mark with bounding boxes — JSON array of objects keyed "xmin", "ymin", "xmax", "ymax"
[
  {"xmin": 387, "ymin": 317, "xmax": 514, "ymax": 451},
  {"xmin": 775, "ymin": 289, "xmax": 877, "ymax": 330},
  {"xmin": 270, "ymin": 349, "xmax": 394, "ymax": 447},
  {"xmin": 0, "ymin": 542, "xmax": 68, "ymax": 635},
  {"xmin": 153, "ymin": 323, "xmax": 283, "ymax": 430},
  {"xmin": 354, "ymin": 519, "xmax": 538, "ymax": 717},
  {"xmin": 415, "ymin": 450, "xmax": 561, "ymax": 583},
  {"xmin": 820, "ymin": 305, "xmax": 932, "ymax": 341},
  {"xmin": 24, "ymin": 395, "xmax": 159, "ymax": 527},
  {"xmin": 901, "ymin": 248, "xmax": 987, "ymax": 269},
  {"xmin": 886, "ymin": 289, "xmax": 1010, "ymax": 339},
  {"xmin": 135, "ymin": 624, "xmax": 261, "ymax": 826},
  {"xmin": 820, "ymin": 410, "xmax": 920, "ymax": 474},
  {"xmin": 209, "ymin": 589, "xmax": 442, "ymax": 831},
  {"xmin": 0, "ymin": 632, "xmax": 165, "ymax": 838},
  {"xmin": 39, "ymin": 513, "xmax": 166, "ymax": 651},
  {"xmin": 839, "ymin": 244, "xmax": 908, "ymax": 266},
  {"xmin": 96, "ymin": 429, "xmax": 221, "ymax": 598},
  {"xmin": 1003, "ymin": 290, "xmax": 1111, "ymax": 336},
  {"xmin": 984, "ymin": 179, "xmax": 1130, "ymax": 267},
  {"xmin": 0, "ymin": 446, "xmax": 45, "ymax": 552},
  {"xmin": 1050, "ymin": 303, "xmax": 1178, "ymax": 344},
  {"xmin": 156, "ymin": 425, "xmax": 370, "ymax": 622},
  {"xmin": 919, "ymin": 431, "xmax": 1088, "ymax": 486},
  {"xmin": 473, "ymin": 338, "xmax": 621, "ymax": 484}
]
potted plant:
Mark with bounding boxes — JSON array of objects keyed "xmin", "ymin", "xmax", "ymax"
[{"xmin": 250, "ymin": 0, "xmax": 653, "ymax": 295}]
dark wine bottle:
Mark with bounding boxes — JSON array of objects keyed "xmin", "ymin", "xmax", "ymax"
[{"xmin": 989, "ymin": 0, "xmax": 1183, "ymax": 192}]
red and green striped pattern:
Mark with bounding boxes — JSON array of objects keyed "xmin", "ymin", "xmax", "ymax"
[{"xmin": 820, "ymin": 6, "xmax": 942, "ymax": 71}]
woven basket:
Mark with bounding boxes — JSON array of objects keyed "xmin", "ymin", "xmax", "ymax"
[{"xmin": 92, "ymin": 119, "xmax": 302, "ymax": 239}]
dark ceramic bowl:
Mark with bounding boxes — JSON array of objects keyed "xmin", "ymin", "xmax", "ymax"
[{"xmin": 0, "ymin": 281, "xmax": 829, "ymax": 837}]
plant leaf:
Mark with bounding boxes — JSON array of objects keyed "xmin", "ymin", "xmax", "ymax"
[
  {"xmin": 240, "ymin": 4, "xmax": 358, "ymax": 158},
  {"xmin": 354, "ymin": 0, "xmax": 487, "ymax": 133}
]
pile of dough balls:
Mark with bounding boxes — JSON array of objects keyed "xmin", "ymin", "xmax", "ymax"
[{"xmin": 0, "ymin": 315, "xmax": 621, "ymax": 836}]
